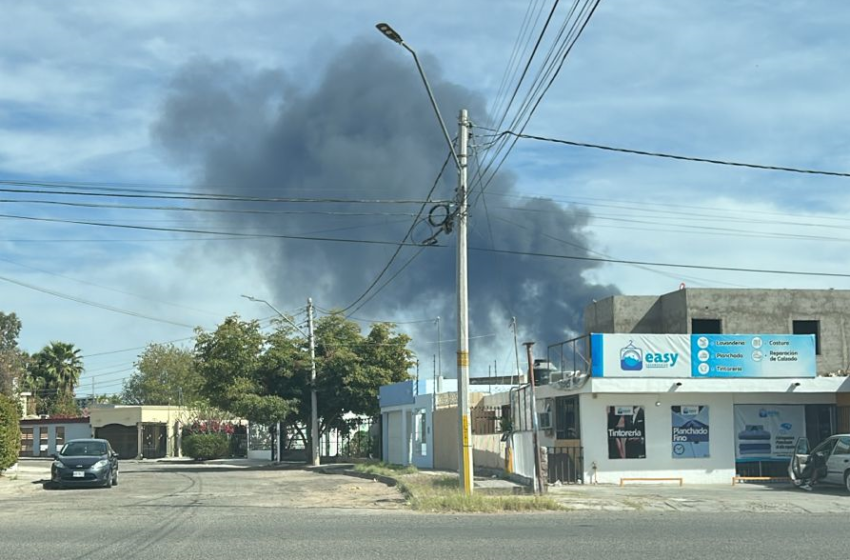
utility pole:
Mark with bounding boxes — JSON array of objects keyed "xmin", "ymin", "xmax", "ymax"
[
  {"xmin": 307, "ymin": 298, "xmax": 320, "ymax": 467},
  {"xmin": 524, "ymin": 342, "xmax": 544, "ymax": 494},
  {"xmin": 512, "ymin": 317, "xmax": 521, "ymax": 385},
  {"xmin": 435, "ymin": 316, "xmax": 442, "ymax": 392},
  {"xmin": 456, "ymin": 109, "xmax": 473, "ymax": 495},
  {"xmin": 373, "ymin": 23, "xmax": 471, "ymax": 493}
]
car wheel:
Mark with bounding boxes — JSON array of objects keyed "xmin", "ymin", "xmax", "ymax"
[
  {"xmin": 104, "ymin": 470, "xmax": 113, "ymax": 488},
  {"xmin": 112, "ymin": 470, "xmax": 119, "ymax": 487},
  {"xmin": 844, "ymin": 471, "xmax": 850, "ymax": 494}
]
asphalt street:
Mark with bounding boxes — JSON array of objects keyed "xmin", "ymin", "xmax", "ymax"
[{"xmin": 0, "ymin": 461, "xmax": 847, "ymax": 560}]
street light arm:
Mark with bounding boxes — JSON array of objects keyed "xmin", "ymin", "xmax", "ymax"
[
  {"xmin": 375, "ymin": 22, "xmax": 461, "ymax": 170},
  {"xmin": 241, "ymin": 294, "xmax": 307, "ymax": 337},
  {"xmin": 403, "ymin": 44, "xmax": 461, "ymax": 170}
]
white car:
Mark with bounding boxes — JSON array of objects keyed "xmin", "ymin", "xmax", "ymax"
[{"xmin": 789, "ymin": 434, "xmax": 850, "ymax": 493}]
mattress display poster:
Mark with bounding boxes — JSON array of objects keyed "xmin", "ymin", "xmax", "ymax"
[
  {"xmin": 607, "ymin": 406, "xmax": 646, "ymax": 459},
  {"xmin": 734, "ymin": 405, "xmax": 805, "ymax": 462},
  {"xmin": 671, "ymin": 406, "xmax": 710, "ymax": 459}
]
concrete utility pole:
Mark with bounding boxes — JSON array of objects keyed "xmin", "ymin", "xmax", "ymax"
[
  {"xmin": 524, "ymin": 341, "xmax": 544, "ymax": 494},
  {"xmin": 307, "ymin": 298, "xmax": 320, "ymax": 467},
  {"xmin": 435, "ymin": 316, "xmax": 442, "ymax": 392},
  {"xmin": 241, "ymin": 294, "xmax": 320, "ymax": 466},
  {"xmin": 456, "ymin": 109, "xmax": 473, "ymax": 495},
  {"xmin": 375, "ymin": 23, "xmax": 472, "ymax": 494}
]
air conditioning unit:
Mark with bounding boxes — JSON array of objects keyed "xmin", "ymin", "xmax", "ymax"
[{"xmin": 537, "ymin": 411, "xmax": 552, "ymax": 430}]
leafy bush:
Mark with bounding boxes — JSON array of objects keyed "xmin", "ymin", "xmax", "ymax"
[
  {"xmin": 182, "ymin": 433, "xmax": 229, "ymax": 460},
  {"xmin": 0, "ymin": 395, "xmax": 20, "ymax": 471}
]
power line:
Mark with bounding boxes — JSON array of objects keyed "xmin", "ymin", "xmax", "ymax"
[
  {"xmin": 0, "ymin": 198, "xmax": 418, "ymax": 217},
  {"xmin": 473, "ymin": 0, "xmax": 601, "ymax": 202},
  {"xmin": 469, "ymin": 246, "xmax": 850, "ymax": 279},
  {"xmin": 340, "ymin": 152, "xmax": 453, "ymax": 313},
  {"xmin": 494, "ymin": 130, "xmax": 850, "ymax": 178},
  {"xmin": 0, "ymin": 183, "xmax": 446, "ymax": 204},
  {"xmin": 0, "ymin": 213, "xmax": 427, "ymax": 247},
  {"xmin": 0, "ymin": 256, "xmax": 225, "ymax": 318},
  {"xmin": 0, "ymin": 273, "xmax": 198, "ymax": 328}
]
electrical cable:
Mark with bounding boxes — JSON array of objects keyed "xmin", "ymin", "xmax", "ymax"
[
  {"xmin": 469, "ymin": 246, "xmax": 850, "ymax": 279},
  {"xmin": 340, "ymin": 152, "xmax": 453, "ymax": 313},
  {"xmin": 0, "ymin": 273, "xmax": 198, "ymax": 328},
  {"xmin": 0, "ymin": 213, "xmax": 428, "ymax": 247},
  {"xmin": 492, "ymin": 130, "xmax": 850, "ymax": 178}
]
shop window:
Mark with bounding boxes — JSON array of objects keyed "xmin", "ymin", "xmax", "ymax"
[
  {"xmin": 692, "ymin": 318, "xmax": 722, "ymax": 334},
  {"xmin": 793, "ymin": 320, "xmax": 821, "ymax": 354},
  {"xmin": 555, "ymin": 396, "xmax": 580, "ymax": 440},
  {"xmin": 20, "ymin": 428, "xmax": 34, "ymax": 456}
]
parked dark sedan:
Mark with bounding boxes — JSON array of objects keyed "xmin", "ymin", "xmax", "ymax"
[{"xmin": 50, "ymin": 438, "xmax": 119, "ymax": 489}]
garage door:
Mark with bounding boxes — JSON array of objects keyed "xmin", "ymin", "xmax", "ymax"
[
  {"xmin": 96, "ymin": 424, "xmax": 138, "ymax": 459},
  {"xmin": 386, "ymin": 411, "xmax": 403, "ymax": 465}
]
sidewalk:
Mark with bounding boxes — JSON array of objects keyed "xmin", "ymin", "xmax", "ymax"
[
  {"xmin": 0, "ymin": 461, "xmax": 50, "ymax": 496},
  {"xmin": 547, "ymin": 481, "xmax": 850, "ymax": 513}
]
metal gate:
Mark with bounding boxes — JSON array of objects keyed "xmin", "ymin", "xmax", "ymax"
[
  {"xmin": 547, "ymin": 446, "xmax": 583, "ymax": 484},
  {"xmin": 142, "ymin": 424, "xmax": 167, "ymax": 459}
]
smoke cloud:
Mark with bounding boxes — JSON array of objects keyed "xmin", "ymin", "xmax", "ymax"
[{"xmin": 153, "ymin": 40, "xmax": 618, "ymax": 372}]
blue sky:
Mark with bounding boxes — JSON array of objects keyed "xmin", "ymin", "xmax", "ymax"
[{"xmin": 2, "ymin": 1, "xmax": 850, "ymax": 396}]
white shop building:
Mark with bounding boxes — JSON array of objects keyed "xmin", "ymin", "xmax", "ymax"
[{"xmin": 514, "ymin": 333, "xmax": 850, "ymax": 485}]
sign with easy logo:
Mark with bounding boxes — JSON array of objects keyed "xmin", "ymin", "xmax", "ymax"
[
  {"xmin": 591, "ymin": 334, "xmax": 691, "ymax": 378},
  {"xmin": 590, "ymin": 334, "xmax": 816, "ymax": 378}
]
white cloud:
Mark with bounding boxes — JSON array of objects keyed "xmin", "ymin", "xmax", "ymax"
[{"xmin": 3, "ymin": 0, "xmax": 850, "ymax": 391}]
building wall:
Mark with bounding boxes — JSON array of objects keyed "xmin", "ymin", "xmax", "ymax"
[
  {"xmin": 385, "ymin": 411, "xmax": 404, "ymax": 465},
  {"xmin": 579, "ymin": 392, "xmax": 736, "ymax": 484},
  {"xmin": 433, "ymin": 407, "xmax": 458, "ymax": 471},
  {"xmin": 20, "ymin": 422, "xmax": 91, "ymax": 457},
  {"xmin": 585, "ymin": 288, "xmax": 850, "ymax": 374}
]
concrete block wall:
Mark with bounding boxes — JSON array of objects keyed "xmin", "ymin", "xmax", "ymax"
[{"xmin": 584, "ymin": 288, "xmax": 850, "ymax": 375}]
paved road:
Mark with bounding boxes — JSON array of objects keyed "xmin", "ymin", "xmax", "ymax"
[{"xmin": 1, "ymin": 461, "xmax": 846, "ymax": 559}]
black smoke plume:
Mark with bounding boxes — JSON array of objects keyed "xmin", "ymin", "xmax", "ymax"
[{"xmin": 153, "ymin": 40, "xmax": 618, "ymax": 374}]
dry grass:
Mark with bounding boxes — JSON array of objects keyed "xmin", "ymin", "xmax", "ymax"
[
  {"xmin": 352, "ymin": 461, "xmax": 418, "ymax": 477},
  {"xmin": 399, "ymin": 474, "xmax": 563, "ymax": 513}
]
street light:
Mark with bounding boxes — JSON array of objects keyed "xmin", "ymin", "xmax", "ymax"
[
  {"xmin": 242, "ymin": 294, "xmax": 320, "ymax": 467},
  {"xmin": 375, "ymin": 22, "xmax": 473, "ymax": 495}
]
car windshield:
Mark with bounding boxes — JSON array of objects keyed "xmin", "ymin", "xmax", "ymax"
[{"xmin": 61, "ymin": 442, "xmax": 107, "ymax": 457}]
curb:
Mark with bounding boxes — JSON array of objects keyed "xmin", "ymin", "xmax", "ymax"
[{"xmin": 313, "ymin": 466, "xmax": 400, "ymax": 488}]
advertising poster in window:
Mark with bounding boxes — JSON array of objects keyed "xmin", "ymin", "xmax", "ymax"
[
  {"xmin": 607, "ymin": 406, "xmax": 646, "ymax": 459},
  {"xmin": 671, "ymin": 405, "xmax": 710, "ymax": 459},
  {"xmin": 734, "ymin": 405, "xmax": 806, "ymax": 462}
]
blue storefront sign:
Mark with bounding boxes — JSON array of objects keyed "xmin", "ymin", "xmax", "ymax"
[{"xmin": 591, "ymin": 334, "xmax": 816, "ymax": 378}]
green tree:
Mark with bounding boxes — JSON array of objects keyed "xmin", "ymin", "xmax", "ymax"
[
  {"xmin": 0, "ymin": 312, "xmax": 28, "ymax": 398},
  {"xmin": 0, "ymin": 394, "xmax": 20, "ymax": 470},
  {"xmin": 265, "ymin": 312, "xmax": 413, "ymax": 458},
  {"xmin": 122, "ymin": 344, "xmax": 203, "ymax": 405},
  {"xmin": 29, "ymin": 341, "xmax": 84, "ymax": 415},
  {"xmin": 194, "ymin": 312, "xmax": 413, "ymax": 462},
  {"xmin": 194, "ymin": 315, "xmax": 294, "ymax": 424}
]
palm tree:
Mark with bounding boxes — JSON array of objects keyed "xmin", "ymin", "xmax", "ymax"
[{"xmin": 33, "ymin": 341, "xmax": 84, "ymax": 398}]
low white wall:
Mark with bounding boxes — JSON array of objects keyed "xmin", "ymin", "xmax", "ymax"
[
  {"xmin": 248, "ymin": 449, "xmax": 272, "ymax": 460},
  {"xmin": 511, "ymin": 431, "xmax": 536, "ymax": 480},
  {"xmin": 580, "ymin": 392, "xmax": 736, "ymax": 484},
  {"xmin": 472, "ymin": 434, "xmax": 505, "ymax": 470}
]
